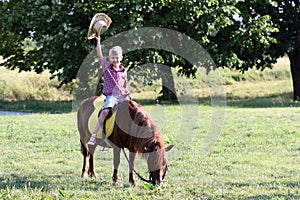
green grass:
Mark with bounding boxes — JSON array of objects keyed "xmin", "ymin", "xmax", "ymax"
[
  {"xmin": 0, "ymin": 105, "xmax": 299, "ymax": 199},
  {"xmin": 0, "ymin": 56, "xmax": 300, "ymax": 199}
]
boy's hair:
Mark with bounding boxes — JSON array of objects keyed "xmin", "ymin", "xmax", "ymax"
[{"xmin": 109, "ymin": 46, "xmax": 123, "ymax": 56}]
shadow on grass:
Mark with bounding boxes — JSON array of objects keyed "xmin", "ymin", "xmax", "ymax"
[
  {"xmin": 0, "ymin": 99, "xmax": 72, "ymax": 114},
  {"xmin": 195, "ymin": 92, "xmax": 300, "ymax": 108},
  {"xmin": 0, "ymin": 175, "xmax": 111, "ymax": 195},
  {"xmin": 244, "ymin": 195, "xmax": 300, "ymax": 200},
  {"xmin": 1, "ymin": 92, "xmax": 299, "ymax": 114},
  {"xmin": 225, "ymin": 92, "xmax": 300, "ymax": 108},
  {"xmin": 0, "ymin": 175, "xmax": 53, "ymax": 192},
  {"xmin": 0, "ymin": 98, "xmax": 170, "ymax": 114}
]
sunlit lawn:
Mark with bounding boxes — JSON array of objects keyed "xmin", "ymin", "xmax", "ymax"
[
  {"xmin": 1, "ymin": 102, "xmax": 299, "ymax": 199},
  {"xmin": 0, "ymin": 56, "xmax": 300, "ymax": 199}
]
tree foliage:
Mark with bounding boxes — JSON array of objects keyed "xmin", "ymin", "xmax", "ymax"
[
  {"xmin": 0, "ymin": 0, "xmax": 299, "ymax": 99},
  {"xmin": 261, "ymin": 0, "xmax": 300, "ymax": 100},
  {"xmin": 234, "ymin": 0, "xmax": 300, "ymax": 100}
]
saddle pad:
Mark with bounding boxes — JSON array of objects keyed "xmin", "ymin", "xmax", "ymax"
[{"xmin": 87, "ymin": 97, "xmax": 116, "ymax": 138}]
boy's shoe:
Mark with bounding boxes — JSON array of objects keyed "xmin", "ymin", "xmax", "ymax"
[{"xmin": 88, "ymin": 133, "xmax": 97, "ymax": 145}]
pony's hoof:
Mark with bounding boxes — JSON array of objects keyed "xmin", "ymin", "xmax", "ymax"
[
  {"xmin": 81, "ymin": 173, "xmax": 88, "ymax": 179},
  {"xmin": 81, "ymin": 171, "xmax": 89, "ymax": 179},
  {"xmin": 112, "ymin": 181, "xmax": 118, "ymax": 186},
  {"xmin": 112, "ymin": 177, "xmax": 118, "ymax": 186},
  {"xmin": 88, "ymin": 171, "xmax": 97, "ymax": 178},
  {"xmin": 129, "ymin": 180, "xmax": 135, "ymax": 187}
]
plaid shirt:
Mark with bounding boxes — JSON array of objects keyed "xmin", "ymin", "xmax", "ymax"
[{"xmin": 101, "ymin": 58, "xmax": 128, "ymax": 97}]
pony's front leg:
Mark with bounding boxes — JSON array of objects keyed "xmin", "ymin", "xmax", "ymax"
[
  {"xmin": 112, "ymin": 147, "xmax": 121, "ymax": 185},
  {"xmin": 129, "ymin": 152, "xmax": 136, "ymax": 186}
]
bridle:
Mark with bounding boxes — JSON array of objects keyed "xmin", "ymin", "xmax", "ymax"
[
  {"xmin": 162, "ymin": 164, "xmax": 168, "ymax": 181},
  {"xmin": 116, "ymin": 130, "xmax": 167, "ymax": 185},
  {"xmin": 149, "ymin": 163, "xmax": 168, "ymax": 184}
]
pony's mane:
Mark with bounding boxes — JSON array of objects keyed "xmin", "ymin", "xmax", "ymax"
[{"xmin": 127, "ymin": 100, "xmax": 165, "ymax": 155}]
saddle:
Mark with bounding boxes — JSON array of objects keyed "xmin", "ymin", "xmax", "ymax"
[{"xmin": 87, "ymin": 97, "xmax": 117, "ymax": 139}]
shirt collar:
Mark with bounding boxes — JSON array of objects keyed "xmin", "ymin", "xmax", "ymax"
[{"xmin": 109, "ymin": 64, "xmax": 125, "ymax": 72}]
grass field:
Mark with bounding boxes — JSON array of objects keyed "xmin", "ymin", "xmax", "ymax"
[{"xmin": 0, "ymin": 57, "xmax": 300, "ymax": 199}]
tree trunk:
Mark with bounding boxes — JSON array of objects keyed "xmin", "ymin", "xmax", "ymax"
[
  {"xmin": 288, "ymin": 49, "xmax": 300, "ymax": 101},
  {"xmin": 158, "ymin": 65, "xmax": 179, "ymax": 102}
]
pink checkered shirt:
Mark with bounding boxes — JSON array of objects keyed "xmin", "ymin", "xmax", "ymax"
[{"xmin": 101, "ymin": 58, "xmax": 128, "ymax": 98}]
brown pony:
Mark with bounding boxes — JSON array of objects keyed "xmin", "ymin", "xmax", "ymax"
[{"xmin": 77, "ymin": 97, "xmax": 173, "ymax": 185}]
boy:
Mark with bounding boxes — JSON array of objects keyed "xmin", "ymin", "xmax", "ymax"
[{"xmin": 88, "ymin": 36, "xmax": 130, "ymax": 145}]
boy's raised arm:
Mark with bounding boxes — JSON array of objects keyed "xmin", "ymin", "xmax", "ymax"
[{"xmin": 96, "ymin": 36, "xmax": 103, "ymax": 62}]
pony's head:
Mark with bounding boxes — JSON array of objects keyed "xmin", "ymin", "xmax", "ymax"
[{"xmin": 145, "ymin": 143, "xmax": 174, "ymax": 185}]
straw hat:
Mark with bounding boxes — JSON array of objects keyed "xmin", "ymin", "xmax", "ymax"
[{"xmin": 87, "ymin": 13, "xmax": 112, "ymax": 39}]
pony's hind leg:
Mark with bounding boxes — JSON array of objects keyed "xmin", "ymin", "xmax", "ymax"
[
  {"xmin": 80, "ymin": 140, "xmax": 97, "ymax": 178},
  {"xmin": 88, "ymin": 150, "xmax": 97, "ymax": 178},
  {"xmin": 112, "ymin": 147, "xmax": 121, "ymax": 185},
  {"xmin": 80, "ymin": 141, "xmax": 89, "ymax": 178}
]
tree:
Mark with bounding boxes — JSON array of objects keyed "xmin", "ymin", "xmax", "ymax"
[
  {"xmin": 0, "ymin": 0, "xmax": 92, "ymax": 86},
  {"xmin": 1, "ymin": 0, "xmax": 297, "ymax": 100},
  {"xmin": 206, "ymin": 0, "xmax": 300, "ymax": 100},
  {"xmin": 243, "ymin": 0, "xmax": 300, "ymax": 101}
]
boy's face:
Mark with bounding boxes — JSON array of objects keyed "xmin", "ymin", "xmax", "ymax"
[{"xmin": 109, "ymin": 51, "xmax": 123, "ymax": 66}]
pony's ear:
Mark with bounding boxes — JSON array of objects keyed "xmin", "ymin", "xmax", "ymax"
[{"xmin": 165, "ymin": 144, "xmax": 174, "ymax": 152}]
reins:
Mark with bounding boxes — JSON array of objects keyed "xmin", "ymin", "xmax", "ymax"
[{"xmin": 116, "ymin": 130, "xmax": 155, "ymax": 184}]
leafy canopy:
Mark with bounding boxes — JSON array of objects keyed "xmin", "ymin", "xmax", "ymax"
[{"xmin": 0, "ymin": 0, "xmax": 284, "ymax": 86}]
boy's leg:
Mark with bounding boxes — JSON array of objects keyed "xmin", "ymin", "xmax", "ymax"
[{"xmin": 88, "ymin": 109, "xmax": 109, "ymax": 145}]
